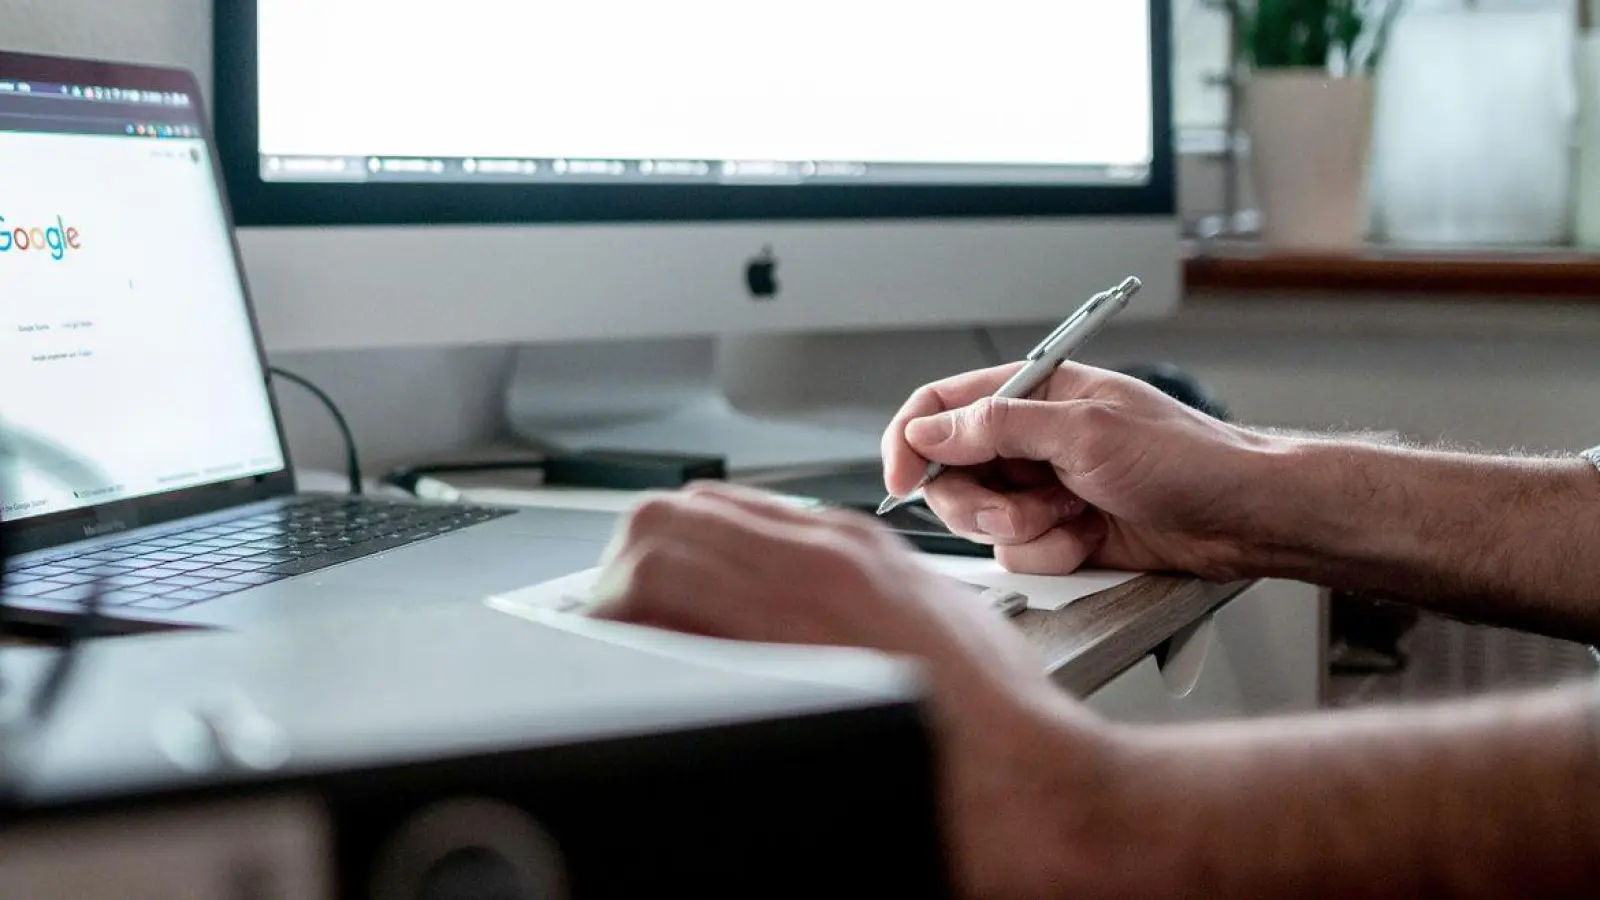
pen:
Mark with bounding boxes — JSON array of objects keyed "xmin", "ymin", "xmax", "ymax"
[{"xmin": 877, "ymin": 276, "xmax": 1142, "ymax": 516}]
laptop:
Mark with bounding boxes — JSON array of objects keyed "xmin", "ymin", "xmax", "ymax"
[{"xmin": 0, "ymin": 51, "xmax": 615, "ymax": 633}]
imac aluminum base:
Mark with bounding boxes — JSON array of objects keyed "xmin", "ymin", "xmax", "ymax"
[{"xmin": 503, "ymin": 338, "xmax": 886, "ymax": 473}]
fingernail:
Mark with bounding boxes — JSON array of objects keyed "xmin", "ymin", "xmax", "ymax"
[
  {"xmin": 906, "ymin": 414, "xmax": 954, "ymax": 446},
  {"xmin": 975, "ymin": 508, "xmax": 1016, "ymax": 540}
]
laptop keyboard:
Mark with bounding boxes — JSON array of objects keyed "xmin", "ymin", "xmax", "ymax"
[{"xmin": 1, "ymin": 496, "xmax": 516, "ymax": 614}]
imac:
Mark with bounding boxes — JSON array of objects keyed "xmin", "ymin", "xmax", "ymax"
[{"xmin": 213, "ymin": 1, "xmax": 1178, "ymax": 470}]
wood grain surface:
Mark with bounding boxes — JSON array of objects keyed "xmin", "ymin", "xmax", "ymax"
[
  {"xmin": 1185, "ymin": 243, "xmax": 1600, "ymax": 299},
  {"xmin": 1017, "ymin": 574, "xmax": 1253, "ymax": 696}
]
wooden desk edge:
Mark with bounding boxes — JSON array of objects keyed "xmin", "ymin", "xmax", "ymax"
[{"xmin": 1018, "ymin": 574, "xmax": 1254, "ymax": 697}]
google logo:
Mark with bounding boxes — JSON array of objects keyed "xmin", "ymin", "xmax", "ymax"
[{"xmin": 0, "ymin": 215, "xmax": 83, "ymax": 262}]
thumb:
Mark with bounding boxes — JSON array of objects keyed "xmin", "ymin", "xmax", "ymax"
[{"xmin": 905, "ymin": 398, "xmax": 1066, "ymax": 467}]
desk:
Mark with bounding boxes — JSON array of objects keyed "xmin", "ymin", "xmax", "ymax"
[
  {"xmin": 5, "ymin": 475, "xmax": 1315, "ymax": 721},
  {"xmin": 433, "ymin": 479, "xmax": 1322, "ymax": 720},
  {"xmin": 1020, "ymin": 574, "xmax": 1252, "ymax": 697}
]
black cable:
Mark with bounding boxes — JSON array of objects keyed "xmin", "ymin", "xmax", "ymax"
[
  {"xmin": 971, "ymin": 327, "xmax": 1007, "ymax": 367},
  {"xmin": 269, "ymin": 366, "xmax": 363, "ymax": 495},
  {"xmin": 382, "ymin": 459, "xmax": 548, "ymax": 497}
]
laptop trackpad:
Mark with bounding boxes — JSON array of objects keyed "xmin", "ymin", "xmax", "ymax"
[{"xmin": 319, "ymin": 530, "xmax": 609, "ymax": 599}]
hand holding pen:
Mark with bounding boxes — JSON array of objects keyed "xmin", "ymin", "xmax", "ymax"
[{"xmin": 877, "ymin": 276, "xmax": 1141, "ymax": 516}]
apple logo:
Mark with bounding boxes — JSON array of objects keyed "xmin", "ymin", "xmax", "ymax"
[{"xmin": 744, "ymin": 246, "xmax": 779, "ymax": 300}]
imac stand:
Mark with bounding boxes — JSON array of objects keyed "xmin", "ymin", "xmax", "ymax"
[{"xmin": 503, "ymin": 338, "xmax": 887, "ymax": 473}]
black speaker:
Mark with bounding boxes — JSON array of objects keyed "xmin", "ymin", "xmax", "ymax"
[
  {"xmin": 1117, "ymin": 361, "xmax": 1231, "ymax": 422},
  {"xmin": 0, "ymin": 603, "xmax": 953, "ymax": 899}
]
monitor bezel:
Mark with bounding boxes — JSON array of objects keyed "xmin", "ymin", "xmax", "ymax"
[
  {"xmin": 0, "ymin": 51, "xmax": 298, "ymax": 557},
  {"xmin": 213, "ymin": 1, "xmax": 1175, "ymax": 228}
]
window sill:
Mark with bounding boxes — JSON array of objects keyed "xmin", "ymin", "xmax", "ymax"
[{"xmin": 1183, "ymin": 241, "xmax": 1600, "ymax": 300}]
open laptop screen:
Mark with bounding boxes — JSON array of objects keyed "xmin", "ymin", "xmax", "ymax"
[{"xmin": 0, "ymin": 72, "xmax": 285, "ymax": 526}]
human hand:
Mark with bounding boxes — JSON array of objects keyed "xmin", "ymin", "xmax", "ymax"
[
  {"xmin": 588, "ymin": 482, "xmax": 1118, "ymax": 899},
  {"xmin": 883, "ymin": 362, "xmax": 1281, "ymax": 578},
  {"xmin": 588, "ymin": 481, "xmax": 1048, "ymax": 694}
]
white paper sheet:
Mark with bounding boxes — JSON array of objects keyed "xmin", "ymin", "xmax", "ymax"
[
  {"xmin": 914, "ymin": 556, "xmax": 1141, "ymax": 612},
  {"xmin": 490, "ymin": 557, "xmax": 1140, "ymax": 619},
  {"xmin": 485, "ymin": 596, "xmax": 919, "ymax": 692}
]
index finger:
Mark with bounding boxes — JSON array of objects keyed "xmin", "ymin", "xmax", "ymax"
[{"xmin": 881, "ymin": 364, "xmax": 1023, "ymax": 496}]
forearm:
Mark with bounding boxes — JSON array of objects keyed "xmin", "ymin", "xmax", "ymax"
[
  {"xmin": 1078, "ymin": 681, "xmax": 1600, "ymax": 900},
  {"xmin": 1247, "ymin": 438, "xmax": 1600, "ymax": 643}
]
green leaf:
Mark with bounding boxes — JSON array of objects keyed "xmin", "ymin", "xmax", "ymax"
[
  {"xmin": 1234, "ymin": 0, "xmax": 1402, "ymax": 73},
  {"xmin": 1364, "ymin": 0, "xmax": 1405, "ymax": 73}
]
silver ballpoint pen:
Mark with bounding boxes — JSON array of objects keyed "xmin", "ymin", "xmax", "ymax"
[{"xmin": 877, "ymin": 276, "xmax": 1142, "ymax": 516}]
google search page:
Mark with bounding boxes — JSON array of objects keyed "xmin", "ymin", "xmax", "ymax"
[
  {"xmin": 0, "ymin": 131, "xmax": 284, "ymax": 522},
  {"xmin": 257, "ymin": 0, "xmax": 1153, "ymax": 168}
]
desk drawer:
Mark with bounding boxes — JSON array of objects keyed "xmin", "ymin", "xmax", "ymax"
[{"xmin": 1084, "ymin": 579, "xmax": 1321, "ymax": 722}]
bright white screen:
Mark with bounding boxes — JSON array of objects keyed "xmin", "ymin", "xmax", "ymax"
[
  {"xmin": 257, "ymin": 0, "xmax": 1153, "ymax": 170},
  {"xmin": 0, "ymin": 132, "xmax": 285, "ymax": 522}
]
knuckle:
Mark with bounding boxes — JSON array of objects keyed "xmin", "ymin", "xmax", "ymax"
[
  {"xmin": 907, "ymin": 384, "xmax": 941, "ymax": 412},
  {"xmin": 978, "ymin": 397, "xmax": 1041, "ymax": 457},
  {"xmin": 626, "ymin": 495, "xmax": 679, "ymax": 535},
  {"xmin": 1068, "ymin": 406, "xmax": 1126, "ymax": 472},
  {"xmin": 680, "ymin": 479, "xmax": 721, "ymax": 499},
  {"xmin": 1076, "ymin": 401, "xmax": 1123, "ymax": 434},
  {"xmin": 921, "ymin": 492, "xmax": 978, "ymax": 534},
  {"xmin": 625, "ymin": 494, "xmax": 705, "ymax": 545},
  {"xmin": 629, "ymin": 542, "xmax": 671, "ymax": 584},
  {"xmin": 966, "ymin": 396, "xmax": 1006, "ymax": 437}
]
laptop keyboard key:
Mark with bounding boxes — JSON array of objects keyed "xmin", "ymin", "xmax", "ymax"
[
  {"xmin": 221, "ymin": 572, "xmax": 282, "ymax": 588},
  {"xmin": 39, "ymin": 585, "xmax": 99, "ymax": 603},
  {"xmin": 128, "ymin": 595, "xmax": 205, "ymax": 611},
  {"xmin": 160, "ymin": 588, "xmax": 225, "ymax": 604},
  {"xmin": 132, "ymin": 566, "xmax": 195, "ymax": 579},
  {"xmin": 101, "ymin": 586, "xmax": 169, "ymax": 605},
  {"xmin": 130, "ymin": 551, "xmax": 189, "ymax": 563},
  {"xmin": 185, "ymin": 567, "xmax": 245, "ymax": 581},
  {"xmin": 3, "ymin": 580, "xmax": 72, "ymax": 598},
  {"xmin": 103, "ymin": 574, "xmax": 156, "ymax": 588},
  {"xmin": 143, "ymin": 539, "xmax": 192, "ymax": 549},
  {"xmin": 151, "ymin": 575, "xmax": 210, "ymax": 588},
  {"xmin": 47, "ymin": 572, "xmax": 99, "ymax": 586}
]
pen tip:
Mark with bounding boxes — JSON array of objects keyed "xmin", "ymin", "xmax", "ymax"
[
  {"xmin": 876, "ymin": 497, "xmax": 901, "ymax": 516},
  {"xmin": 1118, "ymin": 276, "xmax": 1142, "ymax": 295}
]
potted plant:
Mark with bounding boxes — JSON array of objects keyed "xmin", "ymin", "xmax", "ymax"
[{"xmin": 1221, "ymin": 0, "xmax": 1403, "ymax": 250}]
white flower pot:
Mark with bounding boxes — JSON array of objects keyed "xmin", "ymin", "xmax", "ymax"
[
  {"xmin": 1576, "ymin": 32, "xmax": 1600, "ymax": 248},
  {"xmin": 1242, "ymin": 71, "xmax": 1375, "ymax": 251}
]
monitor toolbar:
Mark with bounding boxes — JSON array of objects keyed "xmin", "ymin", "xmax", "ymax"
[{"xmin": 260, "ymin": 154, "xmax": 1150, "ymax": 188}]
